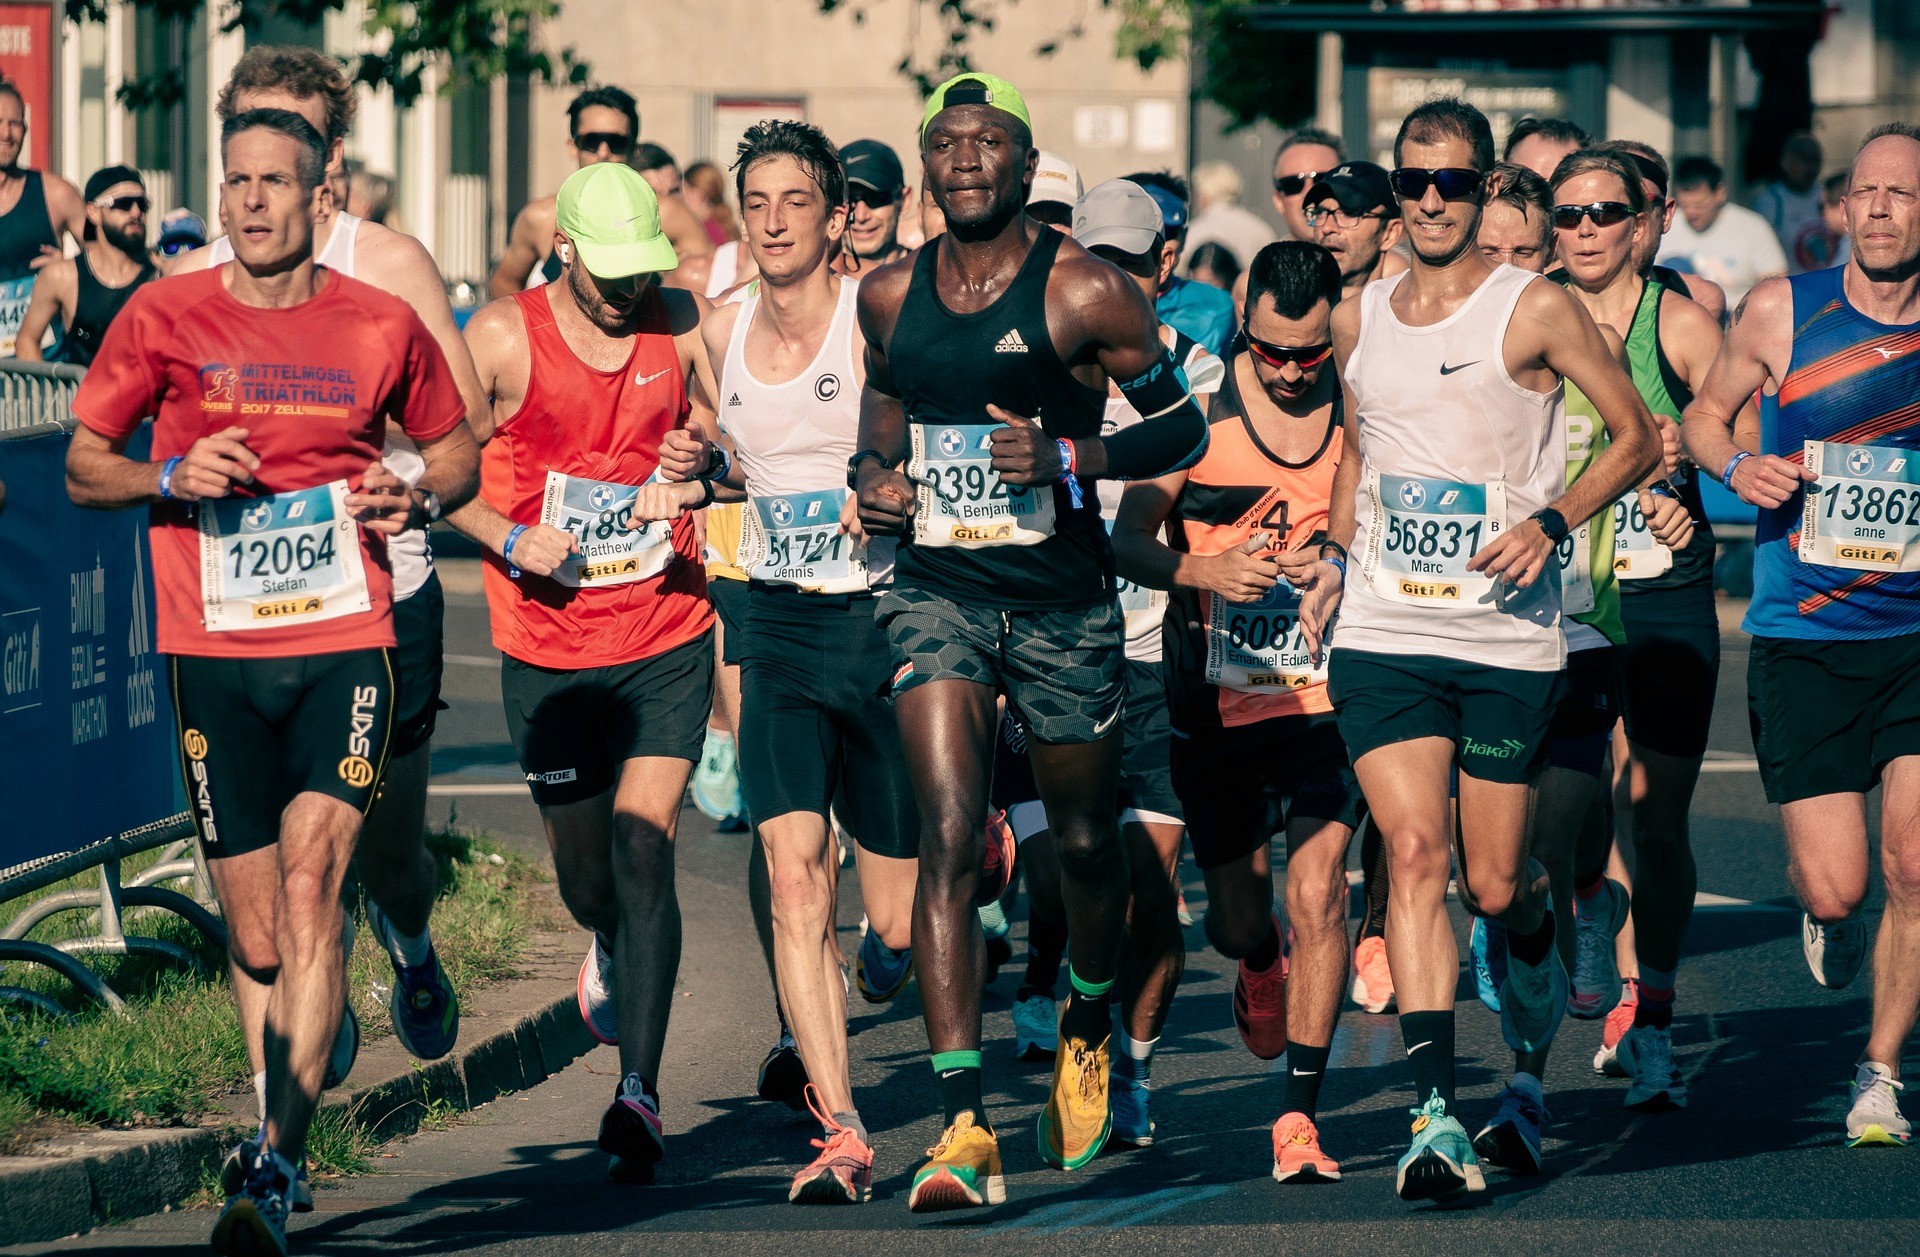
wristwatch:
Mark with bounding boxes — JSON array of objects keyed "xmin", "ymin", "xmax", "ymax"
[
  {"xmin": 846, "ymin": 449, "xmax": 893, "ymax": 490},
  {"xmin": 1529, "ymin": 507, "xmax": 1569, "ymax": 543}
]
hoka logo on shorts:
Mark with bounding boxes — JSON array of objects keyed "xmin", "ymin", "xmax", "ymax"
[
  {"xmin": 1848, "ymin": 447, "xmax": 1877, "ymax": 476},
  {"xmin": 994, "ymin": 329, "xmax": 1028, "ymax": 354},
  {"xmin": 938, "ymin": 428, "xmax": 966, "ymax": 456},
  {"xmin": 1398, "ymin": 480, "xmax": 1427, "ymax": 510},
  {"xmin": 1463, "ymin": 736, "xmax": 1527, "ymax": 760}
]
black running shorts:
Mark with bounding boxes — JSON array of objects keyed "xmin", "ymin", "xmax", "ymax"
[
  {"xmin": 988, "ymin": 663, "xmax": 1181, "ymax": 830},
  {"xmin": 501, "ymin": 632, "xmax": 713, "ymax": 807},
  {"xmin": 1328, "ymin": 649, "xmax": 1563, "ymax": 786},
  {"xmin": 1173, "ymin": 712, "xmax": 1362, "ymax": 870},
  {"xmin": 1619, "ymin": 583, "xmax": 1720, "ymax": 760},
  {"xmin": 1748, "ymin": 631, "xmax": 1920, "ymax": 804},
  {"xmin": 737, "ymin": 585, "xmax": 919, "ymax": 860},
  {"xmin": 389, "ymin": 569, "xmax": 448, "ymax": 758},
  {"xmin": 709, "ymin": 574, "xmax": 750, "ymax": 667},
  {"xmin": 1546, "ymin": 645, "xmax": 1623, "ymax": 780},
  {"xmin": 171, "ymin": 649, "xmax": 395, "ymax": 860}
]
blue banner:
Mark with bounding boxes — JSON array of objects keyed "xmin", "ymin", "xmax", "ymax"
[{"xmin": 0, "ymin": 427, "xmax": 183, "ymax": 874}]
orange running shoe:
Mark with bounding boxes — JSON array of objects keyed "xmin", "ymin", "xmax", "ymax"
[
  {"xmin": 1350, "ymin": 934, "xmax": 1395, "ymax": 1015},
  {"xmin": 1271, "ymin": 1111, "xmax": 1342, "ymax": 1183},
  {"xmin": 1233, "ymin": 918, "xmax": 1288, "ymax": 1060},
  {"xmin": 978, "ymin": 808, "xmax": 1017, "ymax": 905},
  {"xmin": 1593, "ymin": 980, "xmax": 1639, "ymax": 1076},
  {"xmin": 789, "ymin": 1085, "xmax": 874, "ymax": 1204}
]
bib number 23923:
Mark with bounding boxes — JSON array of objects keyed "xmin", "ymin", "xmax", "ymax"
[{"xmin": 908, "ymin": 422, "xmax": 1056, "ymax": 549}]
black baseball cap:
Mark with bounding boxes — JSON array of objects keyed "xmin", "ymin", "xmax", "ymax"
[
  {"xmin": 841, "ymin": 139, "xmax": 905, "ymax": 198},
  {"xmin": 1304, "ymin": 161, "xmax": 1392, "ymax": 215},
  {"xmin": 84, "ymin": 164, "xmax": 143, "ymax": 203}
]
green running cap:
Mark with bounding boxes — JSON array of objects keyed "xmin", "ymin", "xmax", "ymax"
[
  {"xmin": 921, "ymin": 72, "xmax": 1032, "ymax": 141},
  {"xmin": 555, "ymin": 162, "xmax": 678, "ymax": 279}
]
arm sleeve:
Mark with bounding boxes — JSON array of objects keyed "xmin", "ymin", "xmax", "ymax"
[
  {"xmin": 394, "ymin": 306, "xmax": 466, "ymax": 444},
  {"xmin": 1100, "ymin": 346, "xmax": 1210, "ymax": 481},
  {"xmin": 70, "ymin": 293, "xmax": 162, "ymax": 442}
]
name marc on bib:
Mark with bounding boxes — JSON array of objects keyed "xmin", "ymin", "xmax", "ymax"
[{"xmin": 1362, "ymin": 468, "xmax": 1507, "ymax": 605}]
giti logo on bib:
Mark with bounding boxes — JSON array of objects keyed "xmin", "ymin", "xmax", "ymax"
[{"xmin": 1801, "ymin": 438, "xmax": 1920, "ymax": 572}]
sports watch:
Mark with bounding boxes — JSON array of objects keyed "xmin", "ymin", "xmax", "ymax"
[
  {"xmin": 846, "ymin": 449, "xmax": 893, "ymax": 490},
  {"xmin": 1529, "ymin": 507, "xmax": 1569, "ymax": 543}
]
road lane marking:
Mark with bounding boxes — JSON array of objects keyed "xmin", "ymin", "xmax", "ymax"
[
  {"xmin": 445, "ymin": 654, "xmax": 498, "ymax": 668},
  {"xmin": 427, "ymin": 783, "xmax": 528, "ymax": 797},
  {"xmin": 1698, "ymin": 758, "xmax": 1759, "ymax": 773}
]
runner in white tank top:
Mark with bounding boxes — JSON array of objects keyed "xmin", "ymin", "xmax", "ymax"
[{"xmin": 1289, "ymin": 99, "xmax": 1660, "ymax": 1204}]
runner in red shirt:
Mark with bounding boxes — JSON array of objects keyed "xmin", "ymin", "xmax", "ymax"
[
  {"xmin": 65, "ymin": 108, "xmax": 477, "ymax": 1256},
  {"xmin": 450, "ymin": 160, "xmax": 714, "ymax": 1182}
]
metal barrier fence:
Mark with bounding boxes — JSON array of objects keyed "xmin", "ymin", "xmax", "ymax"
[{"xmin": 0, "ymin": 363, "xmax": 224, "ymax": 1016}]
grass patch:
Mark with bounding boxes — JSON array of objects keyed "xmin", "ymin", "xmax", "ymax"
[{"xmin": 0, "ymin": 824, "xmax": 554, "ymax": 1165}]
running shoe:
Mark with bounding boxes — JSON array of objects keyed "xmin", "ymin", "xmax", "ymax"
[
  {"xmin": 1233, "ymin": 919, "xmax": 1288, "ymax": 1060},
  {"xmin": 577, "ymin": 936, "xmax": 619, "ymax": 1046},
  {"xmin": 978, "ymin": 808, "xmax": 1017, "ymax": 905},
  {"xmin": 1469, "ymin": 917, "xmax": 1507, "ymax": 1014},
  {"xmin": 979, "ymin": 898, "xmax": 1012, "ymax": 986},
  {"xmin": 757, "ymin": 1032, "xmax": 809, "ymax": 1110},
  {"xmin": 1846, "ymin": 1061, "xmax": 1912, "ymax": 1147},
  {"xmin": 1108, "ymin": 1053, "xmax": 1153, "ymax": 1147},
  {"xmin": 1271, "ymin": 1111, "xmax": 1342, "ymax": 1184},
  {"xmin": 324, "ymin": 1001, "xmax": 359, "ymax": 1091},
  {"xmin": 1350, "ymin": 933, "xmax": 1394, "ymax": 1015},
  {"xmin": 598, "ymin": 1073, "xmax": 666, "ymax": 1182},
  {"xmin": 789, "ymin": 1085, "xmax": 875, "ymax": 1204},
  {"xmin": 908, "ymin": 1111, "xmax": 1004, "ymax": 1212},
  {"xmin": 1395, "ymin": 1091, "xmax": 1484, "ymax": 1202},
  {"xmin": 690, "ymin": 731, "xmax": 743, "ymax": 824},
  {"xmin": 1498, "ymin": 911, "xmax": 1568, "ymax": 1055},
  {"xmin": 1570, "ymin": 879, "xmax": 1630, "ymax": 1020},
  {"xmin": 855, "ymin": 929, "xmax": 913, "ymax": 1003},
  {"xmin": 1473, "ymin": 1083, "xmax": 1549, "ymax": 1174},
  {"xmin": 368, "ymin": 904, "xmax": 460, "ymax": 1061},
  {"xmin": 219, "ymin": 1136, "xmax": 313, "ymax": 1213},
  {"xmin": 211, "ymin": 1143, "xmax": 295, "ymax": 1257},
  {"xmin": 1176, "ymin": 886, "xmax": 1194, "ymax": 929},
  {"xmin": 1622, "ymin": 1025, "xmax": 1688, "ymax": 1110},
  {"xmin": 1012, "ymin": 992, "xmax": 1058, "ymax": 1061},
  {"xmin": 1038, "ymin": 1030, "xmax": 1111, "ymax": 1170},
  {"xmin": 1804, "ymin": 913, "xmax": 1868, "ymax": 990},
  {"xmin": 1592, "ymin": 982, "xmax": 1639, "ymax": 1077}
]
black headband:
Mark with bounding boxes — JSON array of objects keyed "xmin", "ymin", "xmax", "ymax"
[{"xmin": 1626, "ymin": 152, "xmax": 1669, "ymax": 197}]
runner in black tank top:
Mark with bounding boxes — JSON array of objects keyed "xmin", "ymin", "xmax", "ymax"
[
  {"xmin": 58, "ymin": 253, "xmax": 157, "ymax": 365},
  {"xmin": 0, "ymin": 170, "xmax": 63, "ymax": 354},
  {"xmin": 850, "ymin": 72, "xmax": 1207, "ymax": 1209}
]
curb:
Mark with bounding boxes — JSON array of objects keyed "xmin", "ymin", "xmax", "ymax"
[{"xmin": 0, "ymin": 970, "xmax": 592, "ymax": 1247}]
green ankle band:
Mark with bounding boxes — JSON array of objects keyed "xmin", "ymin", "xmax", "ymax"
[
  {"xmin": 1069, "ymin": 967, "xmax": 1114, "ymax": 999},
  {"xmin": 930, "ymin": 1050, "xmax": 982, "ymax": 1074}
]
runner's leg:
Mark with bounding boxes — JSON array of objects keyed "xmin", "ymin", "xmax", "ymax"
[
  {"xmin": 606, "ymin": 755, "xmax": 695, "ymax": 1083},
  {"xmin": 761, "ymin": 810, "xmax": 852, "ymax": 1113},
  {"xmin": 1029, "ymin": 734, "xmax": 1129, "ymax": 1036},
  {"xmin": 1869, "ymin": 757, "xmax": 1920, "ymax": 1073},
  {"xmin": 1117, "ymin": 819, "xmax": 1185, "ymax": 1043}
]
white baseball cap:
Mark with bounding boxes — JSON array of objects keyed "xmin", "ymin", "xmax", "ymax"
[{"xmin": 1029, "ymin": 150, "xmax": 1083, "ymax": 208}]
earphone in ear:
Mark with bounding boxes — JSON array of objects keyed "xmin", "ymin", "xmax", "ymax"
[{"xmin": 559, "ymin": 244, "xmax": 572, "ymax": 264}]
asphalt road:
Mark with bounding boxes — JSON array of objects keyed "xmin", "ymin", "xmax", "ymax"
[{"xmin": 15, "ymin": 572, "xmax": 1919, "ymax": 1254}]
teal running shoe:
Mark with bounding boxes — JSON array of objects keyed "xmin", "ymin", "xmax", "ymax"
[
  {"xmin": 691, "ymin": 731, "xmax": 743, "ymax": 824},
  {"xmin": 1470, "ymin": 917, "xmax": 1507, "ymax": 1014},
  {"xmin": 1396, "ymin": 1091, "xmax": 1485, "ymax": 1202},
  {"xmin": 1498, "ymin": 910, "xmax": 1569, "ymax": 1055},
  {"xmin": 855, "ymin": 929, "xmax": 913, "ymax": 1003},
  {"xmin": 1108, "ymin": 1054, "xmax": 1154, "ymax": 1147}
]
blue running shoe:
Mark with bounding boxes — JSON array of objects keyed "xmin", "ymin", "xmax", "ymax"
[
  {"xmin": 1396, "ymin": 1091, "xmax": 1485, "ymax": 1202},
  {"xmin": 1470, "ymin": 917, "xmax": 1507, "ymax": 1014},
  {"xmin": 1472, "ymin": 1082, "xmax": 1549, "ymax": 1174},
  {"xmin": 1498, "ymin": 910, "xmax": 1569, "ymax": 1055},
  {"xmin": 1109, "ymin": 1054, "xmax": 1154, "ymax": 1147},
  {"xmin": 368, "ymin": 904, "xmax": 459, "ymax": 1061},
  {"xmin": 855, "ymin": 929, "xmax": 913, "ymax": 1004},
  {"xmin": 691, "ymin": 731, "xmax": 742, "ymax": 824}
]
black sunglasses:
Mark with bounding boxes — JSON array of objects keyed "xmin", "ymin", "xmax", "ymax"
[
  {"xmin": 573, "ymin": 131, "xmax": 634, "ymax": 156},
  {"xmin": 1246, "ymin": 333, "xmax": 1333, "ymax": 370},
  {"xmin": 1388, "ymin": 167, "xmax": 1484, "ymax": 202},
  {"xmin": 849, "ymin": 187, "xmax": 897, "ymax": 211},
  {"xmin": 1552, "ymin": 201, "xmax": 1636, "ymax": 230},
  {"xmin": 98, "ymin": 195, "xmax": 149, "ymax": 213},
  {"xmin": 1273, "ymin": 171, "xmax": 1322, "ymax": 197}
]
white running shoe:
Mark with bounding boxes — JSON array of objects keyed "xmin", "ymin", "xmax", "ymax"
[
  {"xmin": 1803, "ymin": 913, "xmax": 1867, "ymax": 989},
  {"xmin": 1622, "ymin": 1025, "xmax": 1688, "ymax": 1109},
  {"xmin": 1847, "ymin": 1061, "xmax": 1912, "ymax": 1147},
  {"xmin": 577, "ymin": 936, "xmax": 619, "ymax": 1045},
  {"xmin": 1011, "ymin": 993, "xmax": 1058, "ymax": 1061},
  {"xmin": 1570, "ymin": 879, "xmax": 1630, "ymax": 1019}
]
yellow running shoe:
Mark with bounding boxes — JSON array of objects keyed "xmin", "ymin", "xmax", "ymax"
[
  {"xmin": 1038, "ymin": 1032, "xmax": 1111, "ymax": 1170},
  {"xmin": 908, "ymin": 1112, "xmax": 1005, "ymax": 1212}
]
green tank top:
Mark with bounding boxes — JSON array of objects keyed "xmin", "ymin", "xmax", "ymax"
[
  {"xmin": 1621, "ymin": 274, "xmax": 1716, "ymax": 591},
  {"xmin": 1562, "ymin": 379, "xmax": 1625, "ymax": 646}
]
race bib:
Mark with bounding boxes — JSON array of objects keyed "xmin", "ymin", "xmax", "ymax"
[
  {"xmin": 539, "ymin": 471, "xmax": 673, "ymax": 588},
  {"xmin": 907, "ymin": 422, "xmax": 1056, "ymax": 549},
  {"xmin": 1800, "ymin": 439, "xmax": 1920, "ymax": 572},
  {"xmin": 1362, "ymin": 470, "xmax": 1507, "ymax": 605},
  {"xmin": 1554, "ymin": 521, "xmax": 1596, "ymax": 615},
  {"xmin": 739, "ymin": 487, "xmax": 869, "ymax": 594},
  {"xmin": 198, "ymin": 481, "xmax": 370, "ymax": 632},
  {"xmin": 0, "ymin": 274, "xmax": 32, "ymax": 356},
  {"xmin": 1204, "ymin": 583, "xmax": 1326, "ymax": 694},
  {"xmin": 1611, "ymin": 492, "xmax": 1673, "ymax": 580}
]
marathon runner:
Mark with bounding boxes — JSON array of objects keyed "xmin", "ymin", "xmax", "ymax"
[
  {"xmin": 1503, "ymin": 117, "xmax": 1589, "ymax": 184},
  {"xmin": 1305, "ymin": 161, "xmax": 1408, "ymax": 302},
  {"xmin": 65, "ymin": 107, "xmax": 478, "ymax": 1254},
  {"xmin": 489, "ymin": 87, "xmax": 712, "ymax": 297},
  {"xmin": 656, "ymin": 119, "xmax": 919, "ymax": 1203},
  {"xmin": 1611, "ymin": 139, "xmax": 1729, "ymax": 323},
  {"xmin": 850, "ymin": 73, "xmax": 1209, "ymax": 1209},
  {"xmin": 177, "ymin": 45, "xmax": 492, "ymax": 1074},
  {"xmin": 453, "ymin": 161, "xmax": 715, "ymax": 1181},
  {"xmin": 1113, "ymin": 238, "xmax": 1361, "ymax": 1183},
  {"xmin": 838, "ymin": 139, "xmax": 913, "ymax": 272},
  {"xmin": 1128, "ymin": 172, "xmax": 1237, "ymax": 357},
  {"xmin": 15, "ymin": 164, "xmax": 156, "ymax": 366},
  {"xmin": 1683, "ymin": 122, "xmax": 1920, "ymax": 1149},
  {"xmin": 1304, "ymin": 97, "xmax": 1658, "ymax": 1201},
  {"xmin": 0, "ymin": 79, "xmax": 83, "ymax": 355},
  {"xmin": 1465, "ymin": 156, "xmax": 1695, "ymax": 1174}
]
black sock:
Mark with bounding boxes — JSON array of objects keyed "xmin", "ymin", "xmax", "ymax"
[
  {"xmin": 1507, "ymin": 908, "xmax": 1555, "ymax": 967},
  {"xmin": 1243, "ymin": 919, "xmax": 1282, "ymax": 971},
  {"xmin": 1360, "ymin": 823, "xmax": 1389, "ymax": 940},
  {"xmin": 1283, "ymin": 1042, "xmax": 1332, "ymax": 1117},
  {"xmin": 1024, "ymin": 913, "xmax": 1067, "ymax": 997},
  {"xmin": 1400, "ymin": 1010, "xmax": 1456, "ymax": 1110},
  {"xmin": 933, "ymin": 1052, "xmax": 990, "ymax": 1132},
  {"xmin": 1060, "ymin": 968, "xmax": 1114, "ymax": 1044}
]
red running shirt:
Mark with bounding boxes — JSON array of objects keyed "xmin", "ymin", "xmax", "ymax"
[
  {"xmin": 73, "ymin": 267, "xmax": 465, "ymax": 659},
  {"xmin": 480, "ymin": 285, "xmax": 711, "ymax": 669}
]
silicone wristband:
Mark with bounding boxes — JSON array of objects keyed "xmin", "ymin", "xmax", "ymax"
[
  {"xmin": 1323, "ymin": 554, "xmax": 1347, "ymax": 580},
  {"xmin": 158, "ymin": 456, "xmax": 182, "ymax": 501},
  {"xmin": 503, "ymin": 524, "xmax": 528, "ymax": 561},
  {"xmin": 1720, "ymin": 451, "xmax": 1751, "ymax": 492},
  {"xmin": 1648, "ymin": 481, "xmax": 1679, "ymax": 501},
  {"xmin": 1055, "ymin": 438, "xmax": 1085, "ymax": 509}
]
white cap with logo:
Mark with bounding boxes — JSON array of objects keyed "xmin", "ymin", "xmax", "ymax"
[{"xmin": 1029, "ymin": 150, "xmax": 1083, "ymax": 208}]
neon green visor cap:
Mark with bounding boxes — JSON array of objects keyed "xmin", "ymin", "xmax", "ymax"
[
  {"xmin": 920, "ymin": 72, "xmax": 1032, "ymax": 141},
  {"xmin": 555, "ymin": 162, "xmax": 678, "ymax": 279}
]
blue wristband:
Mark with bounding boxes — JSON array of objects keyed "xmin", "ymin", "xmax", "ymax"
[
  {"xmin": 503, "ymin": 523, "xmax": 529, "ymax": 578},
  {"xmin": 158, "ymin": 455, "xmax": 182, "ymax": 501},
  {"xmin": 1721, "ymin": 451, "xmax": 1751, "ymax": 492},
  {"xmin": 1324, "ymin": 554, "xmax": 1347, "ymax": 580},
  {"xmin": 1055, "ymin": 438, "xmax": 1085, "ymax": 510}
]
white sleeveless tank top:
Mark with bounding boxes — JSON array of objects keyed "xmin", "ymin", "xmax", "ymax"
[
  {"xmin": 1337, "ymin": 264, "xmax": 1567, "ymax": 671},
  {"xmin": 717, "ymin": 276, "xmax": 892, "ymax": 586},
  {"xmin": 210, "ymin": 211, "xmax": 432, "ymax": 600}
]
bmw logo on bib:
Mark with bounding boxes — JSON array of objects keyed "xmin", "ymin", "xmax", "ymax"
[
  {"xmin": 771, "ymin": 497, "xmax": 794, "ymax": 527},
  {"xmin": 1398, "ymin": 480, "xmax": 1427, "ymax": 510},
  {"xmin": 589, "ymin": 484, "xmax": 617, "ymax": 511},
  {"xmin": 242, "ymin": 502, "xmax": 273, "ymax": 532},
  {"xmin": 939, "ymin": 428, "xmax": 965, "ymax": 457},
  {"xmin": 1848, "ymin": 447, "xmax": 1876, "ymax": 476}
]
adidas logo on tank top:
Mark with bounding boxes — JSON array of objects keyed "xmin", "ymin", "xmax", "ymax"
[
  {"xmin": 994, "ymin": 329, "xmax": 1028, "ymax": 353},
  {"xmin": 727, "ymin": 393, "xmax": 742, "ymax": 406}
]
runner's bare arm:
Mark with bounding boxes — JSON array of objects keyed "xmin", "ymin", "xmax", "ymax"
[
  {"xmin": 12, "ymin": 258, "xmax": 74, "ymax": 362},
  {"xmin": 853, "ymin": 267, "xmax": 915, "ymax": 535},
  {"xmin": 43, "ymin": 175, "xmax": 86, "ymax": 257},
  {"xmin": 488, "ymin": 199, "xmax": 552, "ymax": 299},
  {"xmin": 1682, "ymin": 277, "xmax": 1811, "ymax": 509},
  {"xmin": 1112, "ymin": 473, "xmax": 1283, "ymax": 601},
  {"xmin": 664, "ymin": 294, "xmax": 745, "ymax": 503},
  {"xmin": 67, "ymin": 423, "xmax": 259, "ymax": 508},
  {"xmin": 1295, "ymin": 300, "xmax": 1365, "ymax": 662},
  {"xmin": 363, "ymin": 226, "xmax": 494, "ymax": 443}
]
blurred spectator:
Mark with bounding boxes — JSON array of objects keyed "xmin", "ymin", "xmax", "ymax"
[
  {"xmin": 841, "ymin": 139, "xmax": 912, "ymax": 265},
  {"xmin": 634, "ymin": 142, "xmax": 682, "ymax": 200},
  {"xmin": 1305, "ymin": 161, "xmax": 1406, "ymax": 300},
  {"xmin": 1185, "ymin": 160, "xmax": 1276, "ymax": 274},
  {"xmin": 903, "ymin": 182, "xmax": 945, "ymax": 250},
  {"xmin": 153, "ymin": 208, "xmax": 206, "ymax": 276},
  {"xmin": 16, "ymin": 164, "xmax": 156, "ymax": 364},
  {"xmin": 1025, "ymin": 150, "xmax": 1081, "ymax": 232},
  {"xmin": 1186, "ymin": 241, "xmax": 1240, "ymax": 293},
  {"xmin": 1271, "ymin": 126, "xmax": 1344, "ymax": 242},
  {"xmin": 347, "ymin": 164, "xmax": 405, "ymax": 232},
  {"xmin": 1822, "ymin": 170, "xmax": 1851, "ymax": 269},
  {"xmin": 1503, "ymin": 116, "xmax": 1589, "ymax": 182},
  {"xmin": 1656, "ymin": 155, "xmax": 1787, "ymax": 307},
  {"xmin": 683, "ymin": 160, "xmax": 741, "ymax": 246},
  {"xmin": 1755, "ymin": 130, "xmax": 1830, "ymax": 273},
  {"xmin": 1128, "ymin": 170, "xmax": 1237, "ymax": 357}
]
